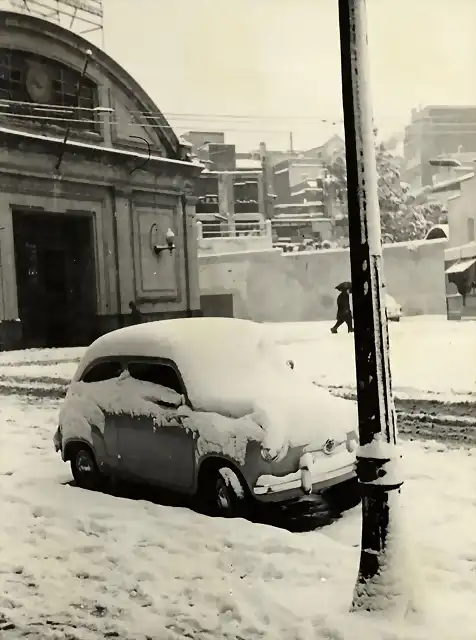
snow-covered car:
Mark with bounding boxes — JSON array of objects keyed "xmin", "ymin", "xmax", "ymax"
[
  {"xmin": 54, "ymin": 318, "xmax": 360, "ymax": 518},
  {"xmin": 386, "ymin": 293, "xmax": 403, "ymax": 322}
]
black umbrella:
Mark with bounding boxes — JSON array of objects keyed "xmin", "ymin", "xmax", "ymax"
[{"xmin": 336, "ymin": 281, "xmax": 352, "ymax": 292}]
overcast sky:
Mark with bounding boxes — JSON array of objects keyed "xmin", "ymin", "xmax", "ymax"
[{"xmin": 97, "ymin": 0, "xmax": 476, "ymax": 151}]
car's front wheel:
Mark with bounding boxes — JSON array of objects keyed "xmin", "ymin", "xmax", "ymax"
[
  {"xmin": 203, "ymin": 466, "xmax": 249, "ymax": 518},
  {"xmin": 70, "ymin": 446, "xmax": 103, "ymax": 491}
]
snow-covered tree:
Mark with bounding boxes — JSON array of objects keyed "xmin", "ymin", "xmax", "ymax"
[{"xmin": 325, "ymin": 142, "xmax": 448, "ymax": 243}]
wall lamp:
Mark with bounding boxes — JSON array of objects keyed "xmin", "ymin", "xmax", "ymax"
[{"xmin": 150, "ymin": 225, "xmax": 176, "ymax": 256}]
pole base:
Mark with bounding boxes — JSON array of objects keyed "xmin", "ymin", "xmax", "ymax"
[{"xmin": 352, "ymin": 484, "xmax": 411, "ymax": 614}]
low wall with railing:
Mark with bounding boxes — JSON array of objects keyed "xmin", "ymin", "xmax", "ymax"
[{"xmin": 197, "ymin": 220, "xmax": 273, "ymax": 255}]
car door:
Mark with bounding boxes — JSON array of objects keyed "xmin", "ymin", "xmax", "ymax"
[
  {"xmin": 116, "ymin": 359, "xmax": 197, "ymax": 493},
  {"xmin": 78, "ymin": 358, "xmax": 124, "ymax": 469}
]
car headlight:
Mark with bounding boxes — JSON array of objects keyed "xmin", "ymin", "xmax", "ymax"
[
  {"xmin": 346, "ymin": 430, "xmax": 359, "ymax": 453},
  {"xmin": 261, "ymin": 447, "xmax": 280, "ymax": 462},
  {"xmin": 261, "ymin": 444, "xmax": 288, "ymax": 463}
]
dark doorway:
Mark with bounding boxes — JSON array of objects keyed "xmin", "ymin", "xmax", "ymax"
[{"xmin": 13, "ymin": 210, "xmax": 97, "ymax": 348}]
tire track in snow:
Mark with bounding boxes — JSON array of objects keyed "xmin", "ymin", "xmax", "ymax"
[
  {"xmin": 319, "ymin": 385, "xmax": 476, "ymax": 447},
  {"xmin": 0, "ymin": 357, "xmax": 80, "ymax": 368}
]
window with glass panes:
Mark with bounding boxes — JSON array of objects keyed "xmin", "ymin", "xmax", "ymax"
[{"xmin": 0, "ymin": 49, "xmax": 99, "ymax": 134}]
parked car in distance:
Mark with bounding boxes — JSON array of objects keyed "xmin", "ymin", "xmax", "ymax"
[
  {"xmin": 386, "ymin": 293, "xmax": 403, "ymax": 322},
  {"xmin": 54, "ymin": 317, "xmax": 360, "ymax": 518}
]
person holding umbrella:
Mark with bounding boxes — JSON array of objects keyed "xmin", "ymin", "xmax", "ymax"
[{"xmin": 331, "ymin": 281, "xmax": 353, "ymax": 333}]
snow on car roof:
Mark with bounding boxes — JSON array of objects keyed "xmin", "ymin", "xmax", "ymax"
[
  {"xmin": 75, "ymin": 317, "xmax": 297, "ymax": 416},
  {"xmin": 75, "ymin": 317, "xmax": 263, "ymax": 380},
  {"xmin": 73, "ymin": 317, "xmax": 359, "ymax": 447},
  {"xmin": 80, "ymin": 316, "xmax": 260, "ymax": 358}
]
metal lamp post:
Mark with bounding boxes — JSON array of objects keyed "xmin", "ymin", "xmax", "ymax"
[{"xmin": 337, "ymin": 0, "xmax": 409, "ymax": 612}]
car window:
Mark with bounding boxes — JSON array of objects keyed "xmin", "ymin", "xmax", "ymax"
[
  {"xmin": 81, "ymin": 360, "xmax": 123, "ymax": 383},
  {"xmin": 127, "ymin": 361, "xmax": 183, "ymax": 395}
]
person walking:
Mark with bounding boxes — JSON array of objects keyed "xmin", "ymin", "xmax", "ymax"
[{"xmin": 331, "ymin": 287, "xmax": 353, "ymax": 333}]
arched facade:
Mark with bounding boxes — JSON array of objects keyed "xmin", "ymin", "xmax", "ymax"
[{"xmin": 0, "ymin": 11, "xmax": 202, "ymax": 349}]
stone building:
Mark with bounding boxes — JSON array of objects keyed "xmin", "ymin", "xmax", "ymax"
[
  {"xmin": 0, "ymin": 11, "xmax": 202, "ymax": 350},
  {"xmin": 403, "ymin": 105, "xmax": 476, "ymax": 188}
]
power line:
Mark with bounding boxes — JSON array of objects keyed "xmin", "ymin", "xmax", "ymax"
[
  {"xmin": 3, "ymin": 111, "xmax": 476, "ymax": 139},
  {"xmin": 3, "ymin": 98, "xmax": 475, "ymax": 126},
  {"xmin": 138, "ymin": 112, "xmax": 344, "ymax": 124},
  {"xmin": 0, "ymin": 109, "xmax": 343, "ymax": 128},
  {"xmin": 3, "ymin": 101, "xmax": 476, "ymax": 143},
  {"xmin": 0, "ymin": 110, "xmax": 343, "ymax": 134},
  {"xmin": 0, "ymin": 97, "xmax": 344, "ymax": 122}
]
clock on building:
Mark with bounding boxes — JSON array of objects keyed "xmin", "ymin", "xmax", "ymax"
[{"xmin": 25, "ymin": 62, "xmax": 53, "ymax": 103}]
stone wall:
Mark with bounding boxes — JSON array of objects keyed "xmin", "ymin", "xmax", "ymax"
[{"xmin": 199, "ymin": 239, "xmax": 447, "ymax": 321}]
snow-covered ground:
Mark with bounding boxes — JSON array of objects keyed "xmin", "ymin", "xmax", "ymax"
[
  {"xmin": 270, "ymin": 316, "xmax": 476, "ymax": 402},
  {"xmin": 0, "ymin": 393, "xmax": 475, "ymax": 639},
  {"xmin": 0, "ymin": 316, "xmax": 475, "ymax": 638}
]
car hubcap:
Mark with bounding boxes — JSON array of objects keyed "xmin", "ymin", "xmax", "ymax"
[
  {"xmin": 217, "ymin": 484, "xmax": 231, "ymax": 512},
  {"xmin": 77, "ymin": 452, "xmax": 93, "ymax": 474}
]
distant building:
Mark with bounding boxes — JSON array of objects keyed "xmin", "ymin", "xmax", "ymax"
[
  {"xmin": 431, "ymin": 172, "xmax": 476, "ymax": 248},
  {"xmin": 403, "ymin": 105, "xmax": 476, "ymax": 188},
  {"xmin": 270, "ymin": 136, "xmax": 346, "ymax": 244},
  {"xmin": 422, "ymin": 171, "xmax": 476, "ymax": 318},
  {"xmin": 183, "ymin": 131, "xmax": 265, "ymax": 236},
  {"xmin": 181, "ymin": 131, "xmax": 226, "ymax": 158},
  {"xmin": 301, "ymin": 134, "xmax": 345, "ymax": 164},
  {"xmin": 437, "ymin": 173, "xmax": 476, "ymax": 317},
  {"xmin": 184, "ymin": 132, "xmax": 347, "ymax": 243}
]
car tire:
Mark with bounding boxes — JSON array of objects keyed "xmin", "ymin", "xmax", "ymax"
[
  {"xmin": 203, "ymin": 467, "xmax": 249, "ymax": 518},
  {"xmin": 70, "ymin": 446, "xmax": 103, "ymax": 491}
]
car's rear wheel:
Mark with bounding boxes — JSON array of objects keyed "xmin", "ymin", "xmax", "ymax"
[
  {"xmin": 70, "ymin": 446, "xmax": 103, "ymax": 491},
  {"xmin": 202, "ymin": 466, "xmax": 249, "ymax": 518}
]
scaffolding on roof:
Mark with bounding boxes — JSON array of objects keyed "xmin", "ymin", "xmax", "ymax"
[{"xmin": 3, "ymin": 0, "xmax": 104, "ymax": 48}]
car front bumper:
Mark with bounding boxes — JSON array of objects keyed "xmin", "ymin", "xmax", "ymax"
[{"xmin": 253, "ymin": 455, "xmax": 356, "ymax": 503}]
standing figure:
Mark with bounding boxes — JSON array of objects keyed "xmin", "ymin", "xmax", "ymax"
[
  {"xmin": 129, "ymin": 301, "xmax": 142, "ymax": 325},
  {"xmin": 331, "ymin": 287, "xmax": 353, "ymax": 334}
]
